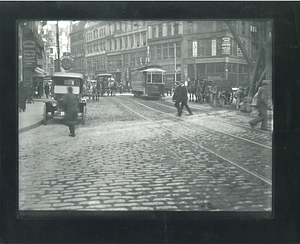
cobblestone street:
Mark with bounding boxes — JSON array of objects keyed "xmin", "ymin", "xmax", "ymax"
[{"xmin": 19, "ymin": 96, "xmax": 272, "ymax": 211}]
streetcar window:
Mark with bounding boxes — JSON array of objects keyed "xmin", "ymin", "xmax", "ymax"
[
  {"xmin": 149, "ymin": 73, "xmax": 164, "ymax": 83},
  {"xmin": 54, "ymin": 78, "xmax": 81, "ymax": 86}
]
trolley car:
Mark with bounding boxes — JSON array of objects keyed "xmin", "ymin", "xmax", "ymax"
[
  {"xmin": 43, "ymin": 72, "xmax": 87, "ymax": 125},
  {"xmin": 131, "ymin": 65, "xmax": 166, "ymax": 99}
]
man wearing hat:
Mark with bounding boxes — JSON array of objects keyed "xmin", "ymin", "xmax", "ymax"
[
  {"xmin": 172, "ymin": 81, "xmax": 193, "ymax": 117},
  {"xmin": 249, "ymin": 80, "xmax": 269, "ymax": 131},
  {"xmin": 234, "ymin": 87, "xmax": 244, "ymax": 110},
  {"xmin": 60, "ymin": 86, "xmax": 78, "ymax": 137}
]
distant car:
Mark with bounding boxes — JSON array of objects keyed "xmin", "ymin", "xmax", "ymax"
[{"xmin": 43, "ymin": 72, "xmax": 87, "ymax": 125}]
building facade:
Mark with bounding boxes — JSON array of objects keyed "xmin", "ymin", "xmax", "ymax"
[
  {"xmin": 148, "ymin": 20, "xmax": 272, "ymax": 88},
  {"xmin": 70, "ymin": 21, "xmax": 86, "ymax": 76},
  {"xmin": 69, "ymin": 20, "xmax": 272, "ymax": 89},
  {"xmin": 19, "ymin": 21, "xmax": 46, "ymax": 87}
]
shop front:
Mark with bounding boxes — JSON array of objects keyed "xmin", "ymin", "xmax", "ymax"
[{"xmin": 186, "ymin": 57, "xmax": 250, "ymax": 87}]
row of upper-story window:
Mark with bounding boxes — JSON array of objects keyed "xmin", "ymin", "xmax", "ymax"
[
  {"xmin": 187, "ymin": 37, "xmax": 260, "ymax": 59},
  {"xmin": 70, "ymin": 33, "xmax": 85, "ymax": 43},
  {"xmin": 70, "ymin": 44, "xmax": 85, "ymax": 56},
  {"xmin": 84, "ymin": 32, "xmax": 147, "ymax": 55},
  {"xmin": 185, "ymin": 21, "xmax": 264, "ymax": 39},
  {"xmin": 84, "ymin": 21, "xmax": 148, "ymax": 42},
  {"xmin": 71, "ymin": 21, "xmax": 269, "ymax": 46},
  {"xmin": 149, "ymin": 42, "xmax": 182, "ymax": 61},
  {"xmin": 85, "ymin": 53, "xmax": 149, "ymax": 71}
]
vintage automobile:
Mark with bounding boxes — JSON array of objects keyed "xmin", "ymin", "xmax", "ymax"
[{"xmin": 43, "ymin": 72, "xmax": 87, "ymax": 125}]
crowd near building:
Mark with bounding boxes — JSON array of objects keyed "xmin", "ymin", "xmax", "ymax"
[{"xmin": 19, "ymin": 20, "xmax": 272, "ymax": 92}]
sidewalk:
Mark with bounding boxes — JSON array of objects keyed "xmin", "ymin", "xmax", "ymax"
[{"xmin": 19, "ymin": 97, "xmax": 51, "ymax": 133}]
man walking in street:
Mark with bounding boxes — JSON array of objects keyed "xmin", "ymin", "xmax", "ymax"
[
  {"xmin": 60, "ymin": 86, "xmax": 78, "ymax": 137},
  {"xmin": 234, "ymin": 87, "xmax": 244, "ymax": 110},
  {"xmin": 172, "ymin": 81, "xmax": 193, "ymax": 117},
  {"xmin": 249, "ymin": 80, "xmax": 269, "ymax": 131}
]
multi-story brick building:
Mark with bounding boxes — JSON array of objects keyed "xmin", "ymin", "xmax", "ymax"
[
  {"xmin": 148, "ymin": 20, "xmax": 272, "ymax": 88},
  {"xmin": 69, "ymin": 20, "xmax": 272, "ymax": 90},
  {"xmin": 18, "ymin": 21, "xmax": 46, "ymax": 87},
  {"xmin": 69, "ymin": 21, "xmax": 86, "ymax": 76}
]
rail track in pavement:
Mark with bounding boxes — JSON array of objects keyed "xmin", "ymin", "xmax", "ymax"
[{"xmin": 115, "ymin": 96, "xmax": 272, "ymax": 186}]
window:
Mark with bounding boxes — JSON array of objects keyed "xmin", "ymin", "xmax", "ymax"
[
  {"xmin": 130, "ymin": 35, "xmax": 134, "ymax": 48},
  {"xmin": 115, "ymin": 39, "xmax": 117, "ymax": 50},
  {"xmin": 163, "ymin": 44, "xmax": 168, "ymax": 59},
  {"xmin": 198, "ymin": 39, "xmax": 211, "ymax": 56},
  {"xmin": 142, "ymin": 32, "xmax": 146, "ymax": 46},
  {"xmin": 157, "ymin": 45, "xmax": 161, "ymax": 60},
  {"xmin": 174, "ymin": 22, "xmax": 179, "ymax": 35},
  {"xmin": 159, "ymin": 24, "xmax": 163, "ymax": 37},
  {"xmin": 251, "ymin": 25, "xmax": 258, "ymax": 38},
  {"xmin": 188, "ymin": 40, "xmax": 193, "ymax": 57},
  {"xmin": 204, "ymin": 39, "xmax": 211, "ymax": 56},
  {"xmin": 50, "ymin": 48, "xmax": 53, "ymax": 54},
  {"xmin": 169, "ymin": 44, "xmax": 174, "ymax": 58},
  {"xmin": 216, "ymin": 63, "xmax": 224, "ymax": 73},
  {"xmin": 207, "ymin": 63, "xmax": 215, "ymax": 73},
  {"xmin": 150, "ymin": 46, "xmax": 156, "ymax": 61},
  {"xmin": 167, "ymin": 23, "xmax": 171, "ymax": 36},
  {"xmin": 136, "ymin": 34, "xmax": 140, "ymax": 47},
  {"xmin": 152, "ymin": 26, "xmax": 156, "ymax": 38},
  {"xmin": 120, "ymin": 38, "xmax": 122, "ymax": 49},
  {"xmin": 216, "ymin": 38, "xmax": 222, "ymax": 55},
  {"xmin": 125, "ymin": 36, "xmax": 128, "ymax": 49},
  {"xmin": 241, "ymin": 21, "xmax": 245, "ymax": 35},
  {"xmin": 188, "ymin": 21, "xmax": 193, "ymax": 34},
  {"xmin": 251, "ymin": 41, "xmax": 259, "ymax": 59},
  {"xmin": 175, "ymin": 43, "xmax": 181, "ymax": 58}
]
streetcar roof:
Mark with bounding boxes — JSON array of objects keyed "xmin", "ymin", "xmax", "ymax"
[
  {"xmin": 140, "ymin": 68, "xmax": 166, "ymax": 73},
  {"xmin": 52, "ymin": 72, "xmax": 84, "ymax": 80}
]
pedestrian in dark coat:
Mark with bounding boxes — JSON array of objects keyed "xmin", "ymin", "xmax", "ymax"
[
  {"xmin": 172, "ymin": 81, "xmax": 193, "ymax": 117},
  {"xmin": 249, "ymin": 80, "xmax": 269, "ymax": 131},
  {"xmin": 60, "ymin": 87, "xmax": 78, "ymax": 137},
  {"xmin": 180, "ymin": 83, "xmax": 193, "ymax": 116},
  {"xmin": 19, "ymin": 82, "xmax": 27, "ymax": 112}
]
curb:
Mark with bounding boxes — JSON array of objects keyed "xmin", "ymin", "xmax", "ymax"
[{"xmin": 19, "ymin": 120, "xmax": 43, "ymax": 133}]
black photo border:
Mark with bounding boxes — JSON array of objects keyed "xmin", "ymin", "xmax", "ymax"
[{"xmin": 1, "ymin": 1, "xmax": 300, "ymax": 243}]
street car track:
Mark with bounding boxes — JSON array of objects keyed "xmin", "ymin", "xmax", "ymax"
[
  {"xmin": 151, "ymin": 99, "xmax": 272, "ymax": 135},
  {"xmin": 115, "ymin": 98, "xmax": 272, "ymax": 186},
  {"xmin": 122, "ymin": 97, "xmax": 272, "ymax": 150}
]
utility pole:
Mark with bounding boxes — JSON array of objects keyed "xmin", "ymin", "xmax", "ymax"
[
  {"xmin": 55, "ymin": 21, "xmax": 60, "ymax": 72},
  {"xmin": 174, "ymin": 43, "xmax": 176, "ymax": 83}
]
